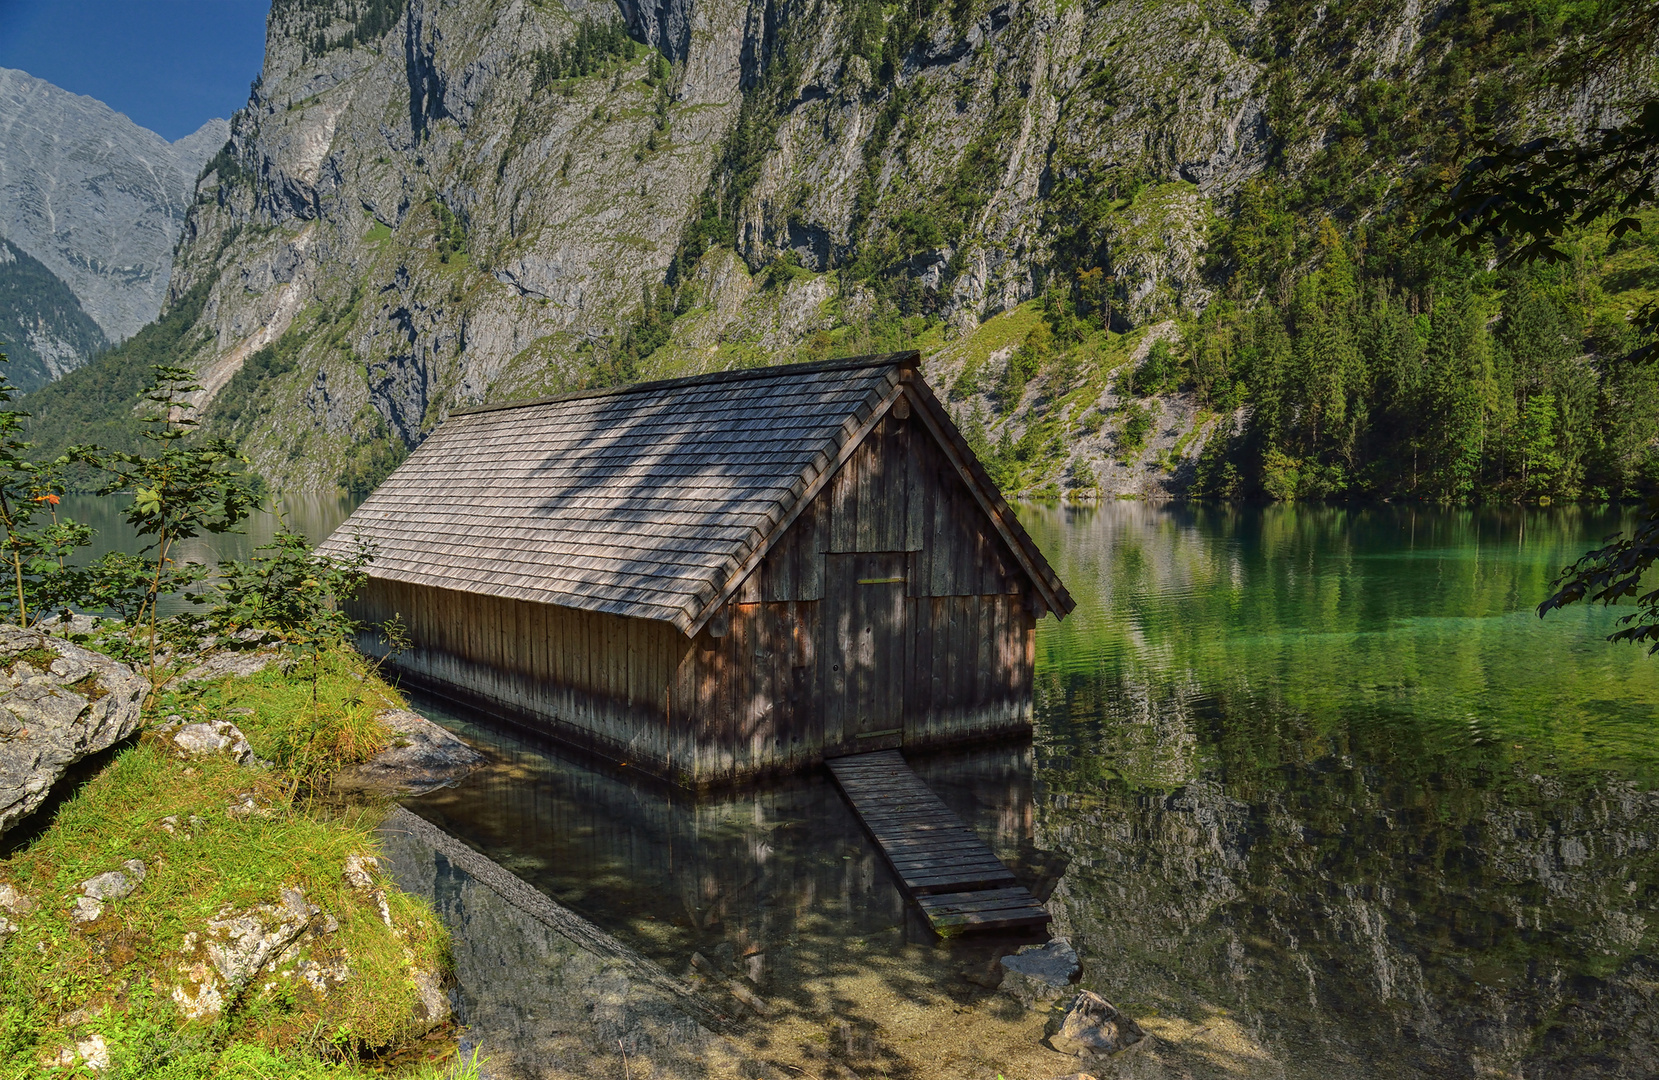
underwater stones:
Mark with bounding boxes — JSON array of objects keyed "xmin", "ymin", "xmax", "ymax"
[
  {"xmin": 0, "ymin": 626, "xmax": 145, "ymax": 837},
  {"xmin": 999, "ymin": 938, "xmax": 1080, "ymax": 1007},
  {"xmin": 332, "ymin": 708, "xmax": 483, "ymax": 796},
  {"xmin": 1048, "ymin": 991, "xmax": 1146, "ymax": 1058},
  {"xmin": 170, "ymin": 720, "xmax": 258, "ymax": 766}
]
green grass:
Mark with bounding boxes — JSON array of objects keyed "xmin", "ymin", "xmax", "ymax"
[{"xmin": 0, "ymin": 649, "xmax": 461, "ymax": 1078}]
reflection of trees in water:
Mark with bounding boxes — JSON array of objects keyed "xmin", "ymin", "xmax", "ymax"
[{"xmin": 1036, "ymin": 671, "xmax": 1659, "ymax": 1077}]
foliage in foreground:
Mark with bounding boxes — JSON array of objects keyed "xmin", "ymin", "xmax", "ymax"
[{"xmin": 0, "ymin": 650, "xmax": 464, "ymax": 1079}]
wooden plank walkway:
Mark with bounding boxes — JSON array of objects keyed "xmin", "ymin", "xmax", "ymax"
[{"xmin": 827, "ymin": 750, "xmax": 1049, "ymax": 937}]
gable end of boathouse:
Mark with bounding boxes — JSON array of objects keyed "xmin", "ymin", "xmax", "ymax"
[{"xmin": 318, "ymin": 352, "xmax": 1073, "ymax": 786}]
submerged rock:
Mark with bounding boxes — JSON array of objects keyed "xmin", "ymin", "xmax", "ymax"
[
  {"xmin": 333, "ymin": 707, "xmax": 483, "ymax": 796},
  {"xmin": 0, "ymin": 627, "xmax": 145, "ymax": 836},
  {"xmin": 1049, "ymin": 991, "xmax": 1146, "ymax": 1057},
  {"xmin": 999, "ymin": 938, "xmax": 1080, "ymax": 1007}
]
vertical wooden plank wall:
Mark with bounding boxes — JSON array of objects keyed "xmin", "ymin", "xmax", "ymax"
[
  {"xmin": 349, "ymin": 580, "xmax": 686, "ymax": 777},
  {"xmin": 670, "ymin": 406, "xmax": 1038, "ymax": 782}
]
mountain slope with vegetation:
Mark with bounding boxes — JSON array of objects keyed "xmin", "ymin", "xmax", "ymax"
[
  {"xmin": 0, "ymin": 239, "xmax": 109, "ymax": 392},
  {"xmin": 22, "ymin": 0, "xmax": 1659, "ymax": 502}
]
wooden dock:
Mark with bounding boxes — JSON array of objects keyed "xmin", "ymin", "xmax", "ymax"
[{"xmin": 826, "ymin": 750, "xmax": 1050, "ymax": 936}]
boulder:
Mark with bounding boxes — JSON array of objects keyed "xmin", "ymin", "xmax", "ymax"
[
  {"xmin": 173, "ymin": 885, "xmax": 318, "ymax": 1019},
  {"xmin": 81, "ymin": 858, "xmax": 146, "ymax": 901},
  {"xmin": 1049, "ymin": 991, "xmax": 1146, "ymax": 1057},
  {"xmin": 0, "ymin": 627, "xmax": 145, "ymax": 836},
  {"xmin": 999, "ymin": 938, "xmax": 1080, "ymax": 1007},
  {"xmin": 333, "ymin": 707, "xmax": 483, "ymax": 796},
  {"xmin": 170, "ymin": 721, "xmax": 259, "ymax": 766}
]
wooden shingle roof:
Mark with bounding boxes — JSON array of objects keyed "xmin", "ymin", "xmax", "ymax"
[{"xmin": 318, "ymin": 352, "xmax": 1072, "ymax": 635}]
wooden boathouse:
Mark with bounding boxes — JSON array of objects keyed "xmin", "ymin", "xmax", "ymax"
[{"xmin": 319, "ymin": 352, "xmax": 1073, "ymax": 787}]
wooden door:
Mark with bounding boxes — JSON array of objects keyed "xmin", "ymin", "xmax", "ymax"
[{"xmin": 824, "ymin": 553, "xmax": 907, "ymax": 752}]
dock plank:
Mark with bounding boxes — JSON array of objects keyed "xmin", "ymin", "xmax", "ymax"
[{"xmin": 826, "ymin": 750, "xmax": 1049, "ymax": 936}]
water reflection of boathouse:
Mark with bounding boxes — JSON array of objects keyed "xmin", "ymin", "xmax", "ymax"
[{"xmin": 320, "ymin": 353, "xmax": 1072, "ymax": 787}]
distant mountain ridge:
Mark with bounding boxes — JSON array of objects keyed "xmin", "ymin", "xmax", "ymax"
[
  {"xmin": 0, "ymin": 237, "xmax": 108, "ymax": 392},
  {"xmin": 0, "ymin": 67, "xmax": 227, "ymax": 354}
]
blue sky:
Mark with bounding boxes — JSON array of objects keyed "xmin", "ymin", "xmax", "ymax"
[{"xmin": 0, "ymin": 1, "xmax": 268, "ymax": 140}]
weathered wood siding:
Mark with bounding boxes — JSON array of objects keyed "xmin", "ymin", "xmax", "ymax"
[
  {"xmin": 671, "ymin": 406, "xmax": 1036, "ymax": 783},
  {"xmin": 349, "ymin": 578, "xmax": 686, "ymax": 775},
  {"xmin": 354, "ymin": 402, "xmax": 1036, "ymax": 787}
]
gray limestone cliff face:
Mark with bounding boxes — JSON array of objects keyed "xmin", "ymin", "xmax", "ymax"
[
  {"xmin": 0, "ymin": 67, "xmax": 228, "ymax": 345},
  {"xmin": 150, "ymin": 0, "xmax": 1611, "ymax": 493}
]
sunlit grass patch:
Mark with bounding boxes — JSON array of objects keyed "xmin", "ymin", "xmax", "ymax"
[{"xmin": 0, "ymin": 649, "xmax": 455, "ymax": 1078}]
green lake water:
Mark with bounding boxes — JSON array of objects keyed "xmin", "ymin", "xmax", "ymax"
[{"xmin": 1021, "ymin": 502, "xmax": 1659, "ymax": 1076}]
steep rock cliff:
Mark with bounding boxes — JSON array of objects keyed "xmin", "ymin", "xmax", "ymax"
[{"xmin": 41, "ymin": 0, "xmax": 1652, "ymax": 496}]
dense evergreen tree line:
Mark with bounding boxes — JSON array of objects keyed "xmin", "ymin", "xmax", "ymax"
[
  {"xmin": 0, "ymin": 240, "xmax": 108, "ymax": 393},
  {"xmin": 1179, "ymin": 219, "xmax": 1659, "ymax": 501},
  {"xmin": 280, "ymin": 0, "xmax": 409, "ymax": 58},
  {"xmin": 531, "ymin": 17, "xmax": 640, "ymax": 92}
]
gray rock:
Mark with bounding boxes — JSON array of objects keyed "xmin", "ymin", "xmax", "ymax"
[
  {"xmin": 0, "ymin": 66, "xmax": 227, "ymax": 345},
  {"xmin": 0, "ymin": 881, "xmax": 36, "ymax": 914},
  {"xmin": 80, "ymin": 858, "xmax": 146, "ymax": 902},
  {"xmin": 0, "ymin": 627, "xmax": 146, "ymax": 837},
  {"xmin": 333, "ymin": 708, "xmax": 483, "ymax": 796},
  {"xmin": 180, "ymin": 647, "xmax": 280, "ymax": 682},
  {"xmin": 173, "ymin": 885, "xmax": 318, "ymax": 1020},
  {"xmin": 343, "ymin": 852, "xmax": 378, "ymax": 890},
  {"xmin": 170, "ymin": 721, "xmax": 258, "ymax": 766},
  {"xmin": 999, "ymin": 937, "xmax": 1081, "ymax": 1007},
  {"xmin": 71, "ymin": 896, "xmax": 104, "ymax": 923},
  {"xmin": 1049, "ymin": 991, "xmax": 1146, "ymax": 1058}
]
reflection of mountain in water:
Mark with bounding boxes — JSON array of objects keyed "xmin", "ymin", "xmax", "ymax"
[
  {"xmin": 1027, "ymin": 501, "xmax": 1659, "ymax": 1078},
  {"xmin": 395, "ymin": 503, "xmax": 1658, "ymax": 1078}
]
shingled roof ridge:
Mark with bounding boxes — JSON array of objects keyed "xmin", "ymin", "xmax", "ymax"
[{"xmin": 449, "ymin": 351, "xmax": 920, "ymax": 419}]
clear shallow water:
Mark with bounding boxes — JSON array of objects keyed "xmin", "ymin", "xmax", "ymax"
[
  {"xmin": 1024, "ymin": 503, "xmax": 1659, "ymax": 1078},
  {"xmin": 395, "ymin": 501, "xmax": 1659, "ymax": 1078}
]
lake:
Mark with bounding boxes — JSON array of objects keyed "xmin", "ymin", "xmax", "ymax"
[
  {"xmin": 389, "ymin": 502, "xmax": 1659, "ymax": 1079},
  {"xmin": 63, "ymin": 494, "xmax": 1659, "ymax": 1075}
]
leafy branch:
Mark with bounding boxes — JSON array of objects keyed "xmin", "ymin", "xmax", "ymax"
[{"xmin": 74, "ymin": 365, "xmax": 258, "ymax": 701}]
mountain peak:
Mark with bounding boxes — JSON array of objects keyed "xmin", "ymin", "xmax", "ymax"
[{"xmin": 0, "ymin": 66, "xmax": 222, "ymax": 345}]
